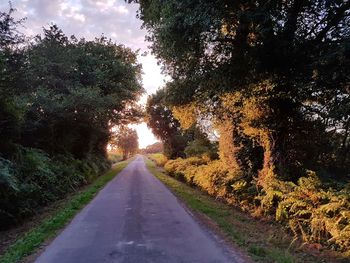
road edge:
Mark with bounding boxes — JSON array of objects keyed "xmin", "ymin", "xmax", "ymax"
[
  {"xmin": 143, "ymin": 156, "xmax": 254, "ymax": 263},
  {"xmin": 0, "ymin": 159, "xmax": 131, "ymax": 263}
]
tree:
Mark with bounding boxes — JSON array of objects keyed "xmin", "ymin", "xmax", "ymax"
[
  {"xmin": 21, "ymin": 25, "xmax": 143, "ymax": 158},
  {"xmin": 0, "ymin": 6, "xmax": 26, "ymax": 158},
  {"xmin": 0, "ymin": 10, "xmax": 144, "ymax": 228},
  {"xmin": 143, "ymin": 142, "xmax": 164, "ymax": 154},
  {"xmin": 113, "ymin": 127, "xmax": 139, "ymax": 160},
  {"xmin": 133, "ymin": 0, "xmax": 350, "ymax": 181},
  {"xmin": 145, "ymin": 88, "xmax": 189, "ymax": 158}
]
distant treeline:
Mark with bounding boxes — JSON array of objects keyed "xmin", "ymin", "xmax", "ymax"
[
  {"xmin": 140, "ymin": 142, "xmax": 164, "ymax": 154},
  {"xmin": 0, "ymin": 8, "xmax": 142, "ymax": 228},
  {"xmin": 135, "ymin": 0, "xmax": 350, "ymax": 255}
]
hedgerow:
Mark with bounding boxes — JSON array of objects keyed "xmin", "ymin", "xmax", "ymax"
[
  {"xmin": 0, "ymin": 147, "xmax": 110, "ymax": 229},
  {"xmin": 157, "ymin": 155, "xmax": 350, "ymax": 256},
  {"xmin": 148, "ymin": 153, "xmax": 169, "ymax": 167}
]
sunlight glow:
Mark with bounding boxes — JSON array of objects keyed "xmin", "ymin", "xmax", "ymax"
[
  {"xmin": 129, "ymin": 122, "xmax": 159, "ymax": 149},
  {"xmin": 132, "ymin": 54, "xmax": 167, "ymax": 148},
  {"xmin": 0, "ymin": 0, "xmax": 166, "ymax": 149}
]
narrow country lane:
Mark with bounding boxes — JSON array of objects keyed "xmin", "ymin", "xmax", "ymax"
[{"xmin": 34, "ymin": 156, "xmax": 246, "ymax": 263}]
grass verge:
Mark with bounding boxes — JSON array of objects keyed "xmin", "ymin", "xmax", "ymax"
[
  {"xmin": 0, "ymin": 160, "xmax": 130, "ymax": 263},
  {"xmin": 145, "ymin": 157, "xmax": 343, "ymax": 263}
]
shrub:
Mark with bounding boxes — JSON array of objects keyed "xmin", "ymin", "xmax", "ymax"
[
  {"xmin": 0, "ymin": 157, "xmax": 19, "ymax": 227},
  {"xmin": 108, "ymin": 153, "xmax": 123, "ymax": 164},
  {"xmin": 184, "ymin": 139, "xmax": 218, "ymax": 160},
  {"xmin": 273, "ymin": 172, "xmax": 350, "ymax": 253},
  {"xmin": 160, "ymin": 156, "xmax": 350, "ymax": 255},
  {"xmin": 164, "ymin": 158, "xmax": 243, "ymax": 198},
  {"xmin": 164, "ymin": 157, "xmax": 207, "ymax": 181},
  {"xmin": 0, "ymin": 147, "xmax": 111, "ymax": 229},
  {"xmin": 149, "ymin": 153, "xmax": 168, "ymax": 167}
]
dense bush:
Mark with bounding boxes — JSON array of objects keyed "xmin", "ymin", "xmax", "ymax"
[
  {"xmin": 273, "ymin": 174, "xmax": 350, "ymax": 254},
  {"xmin": 0, "ymin": 147, "xmax": 110, "ymax": 229},
  {"xmin": 184, "ymin": 139, "xmax": 218, "ymax": 160},
  {"xmin": 148, "ymin": 153, "xmax": 168, "ymax": 167},
  {"xmin": 108, "ymin": 153, "xmax": 123, "ymax": 165},
  {"xmin": 158, "ymin": 154, "xmax": 350, "ymax": 255}
]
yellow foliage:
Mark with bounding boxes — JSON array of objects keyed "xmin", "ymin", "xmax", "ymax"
[
  {"xmin": 268, "ymin": 171, "xmax": 350, "ymax": 253},
  {"xmin": 220, "ymin": 91, "xmax": 242, "ymax": 114},
  {"xmin": 172, "ymin": 103, "xmax": 197, "ymax": 130},
  {"xmin": 156, "ymin": 80, "xmax": 350, "ymax": 255},
  {"xmin": 161, "ymin": 154, "xmax": 350, "ymax": 254},
  {"xmin": 149, "ymin": 153, "xmax": 168, "ymax": 167},
  {"xmin": 216, "ymin": 119, "xmax": 242, "ymax": 171},
  {"xmin": 165, "ymin": 157, "xmax": 245, "ymax": 199}
]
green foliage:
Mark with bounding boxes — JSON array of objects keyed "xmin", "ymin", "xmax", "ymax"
[
  {"xmin": 108, "ymin": 153, "xmax": 123, "ymax": 165},
  {"xmin": 136, "ymin": 0, "xmax": 350, "ymax": 255},
  {"xmin": 184, "ymin": 139, "xmax": 211, "ymax": 157},
  {"xmin": 184, "ymin": 133, "xmax": 218, "ymax": 160},
  {"xmin": 146, "ymin": 89, "xmax": 190, "ymax": 158},
  {"xmin": 0, "ymin": 158, "xmax": 18, "ymax": 191},
  {"xmin": 0, "ymin": 147, "xmax": 110, "ymax": 229},
  {"xmin": 0, "ymin": 7, "xmax": 142, "ymax": 229},
  {"xmin": 0, "ymin": 7, "xmax": 26, "ymax": 158},
  {"xmin": 22, "ymin": 25, "xmax": 143, "ymax": 158},
  {"xmin": 0, "ymin": 160, "xmax": 129, "ymax": 263}
]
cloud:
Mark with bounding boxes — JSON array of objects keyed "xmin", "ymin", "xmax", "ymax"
[
  {"xmin": 0, "ymin": 0, "xmax": 147, "ymax": 48},
  {"xmin": 0, "ymin": 0, "xmax": 165, "ymax": 146},
  {"xmin": 0, "ymin": 0, "xmax": 166, "ymax": 93},
  {"xmin": 114, "ymin": 5, "xmax": 129, "ymax": 15}
]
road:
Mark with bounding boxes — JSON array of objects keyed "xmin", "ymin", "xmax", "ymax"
[{"xmin": 35, "ymin": 155, "xmax": 246, "ymax": 263}]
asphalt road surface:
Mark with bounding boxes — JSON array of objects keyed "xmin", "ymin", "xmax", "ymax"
[{"xmin": 35, "ymin": 155, "xmax": 246, "ymax": 263}]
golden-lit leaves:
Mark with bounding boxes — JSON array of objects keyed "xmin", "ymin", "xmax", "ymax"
[
  {"xmin": 220, "ymin": 23, "xmax": 237, "ymax": 38},
  {"xmin": 172, "ymin": 103, "xmax": 197, "ymax": 130}
]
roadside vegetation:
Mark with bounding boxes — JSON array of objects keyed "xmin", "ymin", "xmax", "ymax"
[
  {"xmin": 135, "ymin": 0, "xmax": 350, "ymax": 258},
  {"xmin": 0, "ymin": 160, "xmax": 130, "ymax": 263},
  {"xmin": 108, "ymin": 153, "xmax": 123, "ymax": 165},
  {"xmin": 147, "ymin": 155, "xmax": 347, "ymax": 263},
  {"xmin": 0, "ymin": 7, "xmax": 142, "ymax": 230}
]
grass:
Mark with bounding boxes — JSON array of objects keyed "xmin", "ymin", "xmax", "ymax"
[
  {"xmin": 0, "ymin": 160, "xmax": 130, "ymax": 263},
  {"xmin": 145, "ymin": 157, "xmax": 335, "ymax": 263}
]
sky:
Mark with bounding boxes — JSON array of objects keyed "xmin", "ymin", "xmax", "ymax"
[{"xmin": 0, "ymin": 0, "xmax": 164, "ymax": 148}]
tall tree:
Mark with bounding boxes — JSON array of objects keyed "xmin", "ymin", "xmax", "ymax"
[
  {"xmin": 22, "ymin": 25, "xmax": 143, "ymax": 158},
  {"xmin": 133, "ymin": 0, "xmax": 350, "ymax": 181},
  {"xmin": 0, "ymin": 6, "xmax": 26, "ymax": 157},
  {"xmin": 0, "ymin": 13, "xmax": 144, "ymax": 227},
  {"xmin": 146, "ymin": 88, "xmax": 189, "ymax": 158}
]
